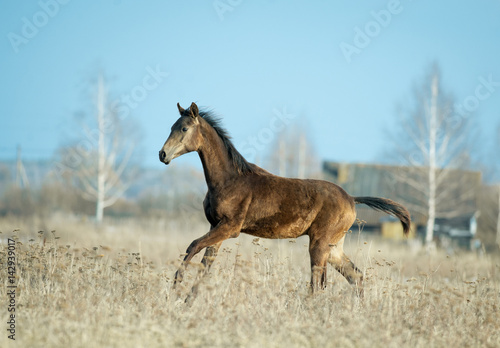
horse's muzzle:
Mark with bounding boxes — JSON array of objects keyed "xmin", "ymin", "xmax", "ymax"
[{"xmin": 159, "ymin": 150, "xmax": 170, "ymax": 165}]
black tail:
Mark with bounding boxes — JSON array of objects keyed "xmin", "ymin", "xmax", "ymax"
[{"xmin": 354, "ymin": 196, "xmax": 411, "ymax": 236}]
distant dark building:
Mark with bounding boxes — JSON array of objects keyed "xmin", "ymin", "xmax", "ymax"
[
  {"xmin": 323, "ymin": 161, "xmax": 481, "ymax": 249},
  {"xmin": 434, "ymin": 214, "xmax": 478, "ymax": 250}
]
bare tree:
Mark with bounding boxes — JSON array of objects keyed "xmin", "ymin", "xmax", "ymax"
[
  {"xmin": 266, "ymin": 124, "xmax": 320, "ymax": 179},
  {"xmin": 493, "ymin": 123, "xmax": 500, "ymax": 249},
  {"xmin": 388, "ymin": 64, "xmax": 477, "ymax": 247},
  {"xmin": 59, "ymin": 75, "xmax": 137, "ymax": 223}
]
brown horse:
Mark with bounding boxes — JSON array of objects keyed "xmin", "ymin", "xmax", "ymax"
[{"xmin": 159, "ymin": 102, "xmax": 410, "ymax": 296}]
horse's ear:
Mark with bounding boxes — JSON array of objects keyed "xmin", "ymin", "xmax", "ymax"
[
  {"xmin": 177, "ymin": 103, "xmax": 185, "ymax": 115},
  {"xmin": 188, "ymin": 102, "xmax": 199, "ymax": 119}
]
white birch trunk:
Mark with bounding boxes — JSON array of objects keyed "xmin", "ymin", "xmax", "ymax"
[
  {"xmin": 425, "ymin": 74, "xmax": 439, "ymax": 246},
  {"xmin": 96, "ymin": 75, "xmax": 106, "ymax": 223}
]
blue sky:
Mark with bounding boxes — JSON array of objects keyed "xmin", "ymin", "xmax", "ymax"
[{"xmin": 1, "ymin": 0, "xmax": 500, "ymax": 172}]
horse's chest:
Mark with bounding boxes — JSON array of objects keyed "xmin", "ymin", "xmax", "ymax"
[{"xmin": 203, "ymin": 195, "xmax": 227, "ymax": 226}]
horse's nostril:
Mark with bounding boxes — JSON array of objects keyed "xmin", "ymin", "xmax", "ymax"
[{"xmin": 160, "ymin": 150, "xmax": 166, "ymax": 162}]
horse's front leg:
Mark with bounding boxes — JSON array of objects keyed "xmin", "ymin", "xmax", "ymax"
[
  {"xmin": 183, "ymin": 241, "xmax": 223, "ymax": 304},
  {"xmin": 173, "ymin": 238, "xmax": 202, "ymax": 287},
  {"xmin": 173, "ymin": 240, "xmax": 222, "ymax": 287},
  {"xmin": 173, "ymin": 220, "xmax": 242, "ymax": 287}
]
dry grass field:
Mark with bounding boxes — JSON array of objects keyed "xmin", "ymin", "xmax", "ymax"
[{"xmin": 1, "ymin": 215, "xmax": 499, "ymax": 348}]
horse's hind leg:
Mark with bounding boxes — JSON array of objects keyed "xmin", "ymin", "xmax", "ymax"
[
  {"xmin": 328, "ymin": 237, "xmax": 364, "ymax": 297},
  {"xmin": 309, "ymin": 238, "xmax": 330, "ymax": 291}
]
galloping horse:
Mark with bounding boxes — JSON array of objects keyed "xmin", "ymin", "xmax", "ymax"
[{"xmin": 159, "ymin": 102, "xmax": 410, "ymax": 296}]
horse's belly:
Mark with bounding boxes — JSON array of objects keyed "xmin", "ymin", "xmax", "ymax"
[{"xmin": 241, "ymin": 215, "xmax": 311, "ymax": 239}]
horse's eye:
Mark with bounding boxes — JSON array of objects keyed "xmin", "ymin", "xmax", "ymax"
[{"xmin": 182, "ymin": 127, "xmax": 188, "ymax": 132}]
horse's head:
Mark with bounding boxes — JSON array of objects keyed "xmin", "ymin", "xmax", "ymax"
[{"xmin": 159, "ymin": 102, "xmax": 203, "ymax": 165}]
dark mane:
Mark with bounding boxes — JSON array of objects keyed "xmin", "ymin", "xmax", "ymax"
[{"xmin": 187, "ymin": 107, "xmax": 257, "ymax": 175}]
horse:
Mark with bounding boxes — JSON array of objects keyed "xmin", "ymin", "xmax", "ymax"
[{"xmin": 159, "ymin": 102, "xmax": 410, "ymax": 296}]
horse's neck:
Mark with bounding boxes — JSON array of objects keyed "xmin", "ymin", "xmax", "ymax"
[{"xmin": 197, "ymin": 126, "xmax": 235, "ymax": 190}]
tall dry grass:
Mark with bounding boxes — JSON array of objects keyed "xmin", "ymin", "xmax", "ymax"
[{"xmin": 1, "ymin": 215, "xmax": 499, "ymax": 348}]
